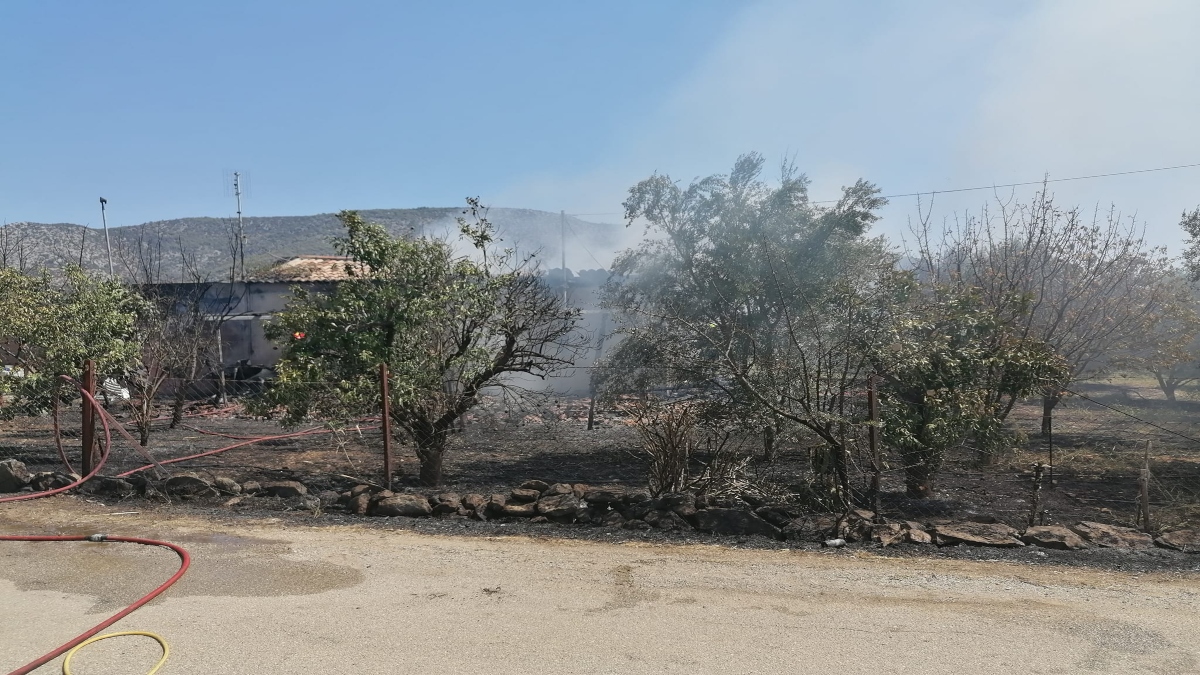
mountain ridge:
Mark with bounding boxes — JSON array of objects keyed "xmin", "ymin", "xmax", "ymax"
[{"xmin": 0, "ymin": 207, "xmax": 619, "ymax": 282}]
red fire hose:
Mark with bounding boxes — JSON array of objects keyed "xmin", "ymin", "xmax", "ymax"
[
  {"xmin": 2, "ymin": 377, "xmax": 191, "ymax": 674},
  {"xmin": 0, "ymin": 534, "xmax": 190, "ymax": 675}
]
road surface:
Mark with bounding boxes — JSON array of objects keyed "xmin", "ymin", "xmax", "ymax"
[{"xmin": 2, "ymin": 498, "xmax": 1199, "ymax": 674}]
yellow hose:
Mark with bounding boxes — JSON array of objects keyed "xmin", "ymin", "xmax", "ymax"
[{"xmin": 61, "ymin": 631, "xmax": 169, "ymax": 675}]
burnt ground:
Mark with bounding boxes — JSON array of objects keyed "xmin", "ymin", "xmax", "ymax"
[{"xmin": 3, "ymin": 379, "xmax": 1200, "ymax": 573}]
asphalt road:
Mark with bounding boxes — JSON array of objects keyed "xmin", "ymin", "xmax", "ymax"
[{"xmin": 3, "ymin": 498, "xmax": 1199, "ymax": 674}]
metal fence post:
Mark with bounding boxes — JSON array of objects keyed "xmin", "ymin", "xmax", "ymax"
[
  {"xmin": 80, "ymin": 359, "xmax": 97, "ymax": 476},
  {"xmin": 868, "ymin": 374, "xmax": 881, "ymax": 519},
  {"xmin": 380, "ymin": 362, "xmax": 393, "ymax": 489}
]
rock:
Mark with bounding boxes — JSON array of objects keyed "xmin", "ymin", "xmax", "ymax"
[
  {"xmin": 602, "ymin": 510, "xmax": 625, "ymax": 527},
  {"xmin": 695, "ymin": 508, "xmax": 781, "ymax": 539},
  {"xmin": 262, "ymin": 481, "xmax": 308, "ymax": 498},
  {"xmin": 842, "ymin": 515, "xmax": 874, "ymax": 543},
  {"xmin": 503, "ymin": 502, "xmax": 537, "ymax": 518},
  {"xmin": 164, "ymin": 472, "xmax": 213, "ymax": 496},
  {"xmin": 1022, "ymin": 525, "xmax": 1088, "ymax": 551},
  {"xmin": 849, "ymin": 508, "xmax": 875, "ymax": 522},
  {"xmin": 484, "ymin": 494, "xmax": 508, "ymax": 518},
  {"xmin": 544, "ymin": 483, "xmax": 574, "ymax": 497},
  {"xmin": 510, "ymin": 488, "xmax": 541, "ymax": 503},
  {"xmin": 1155, "ymin": 529, "xmax": 1200, "ymax": 553},
  {"xmin": 572, "ymin": 483, "xmax": 589, "ymax": 499},
  {"xmin": 654, "ymin": 510, "xmax": 689, "ymax": 531},
  {"xmin": 519, "ymin": 479, "xmax": 550, "ymax": 493},
  {"xmin": 529, "ymin": 516, "xmax": 550, "ymax": 524},
  {"xmin": 241, "ymin": 480, "xmax": 262, "ymax": 494},
  {"xmin": 905, "ymin": 528, "xmax": 933, "ymax": 545},
  {"xmin": 621, "ymin": 503, "xmax": 652, "ymax": 521},
  {"xmin": 1071, "ymin": 521, "xmax": 1154, "ymax": 550},
  {"xmin": 622, "ymin": 519, "xmax": 651, "ymax": 530},
  {"xmin": 900, "ymin": 522, "xmax": 933, "ymax": 545},
  {"xmin": 0, "ymin": 459, "xmax": 32, "ymax": 492},
  {"xmin": 537, "ymin": 493, "xmax": 580, "ymax": 519},
  {"xmin": 350, "ymin": 484, "xmax": 372, "ymax": 498},
  {"xmin": 317, "ymin": 490, "xmax": 342, "ymax": 507},
  {"xmin": 348, "ymin": 492, "xmax": 371, "ymax": 515},
  {"xmin": 621, "ymin": 489, "xmax": 652, "ymax": 505},
  {"xmin": 462, "ymin": 493, "xmax": 487, "ymax": 514},
  {"xmin": 754, "ymin": 505, "xmax": 796, "ymax": 529},
  {"xmin": 32, "ymin": 472, "xmax": 77, "ymax": 492},
  {"xmin": 871, "ymin": 523, "xmax": 905, "ymax": 547},
  {"xmin": 213, "ymin": 477, "xmax": 241, "ymax": 494},
  {"xmin": 932, "ymin": 522, "xmax": 1024, "ymax": 547},
  {"xmin": 371, "ymin": 494, "xmax": 433, "ymax": 517},
  {"xmin": 369, "ymin": 490, "xmax": 395, "ymax": 504},
  {"xmin": 431, "ymin": 492, "xmax": 462, "ymax": 515},
  {"xmin": 583, "ymin": 486, "xmax": 626, "ymax": 505},
  {"xmin": 92, "ymin": 476, "xmax": 137, "ymax": 498},
  {"xmin": 823, "ymin": 538, "xmax": 847, "ymax": 548},
  {"xmin": 338, "ymin": 491, "xmax": 352, "ymax": 504},
  {"xmin": 782, "ymin": 516, "xmax": 837, "ymax": 542}
]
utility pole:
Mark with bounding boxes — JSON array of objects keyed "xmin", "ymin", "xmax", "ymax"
[
  {"xmin": 98, "ymin": 198, "xmax": 114, "ymax": 279},
  {"xmin": 560, "ymin": 210, "xmax": 568, "ymax": 304},
  {"xmin": 233, "ymin": 172, "xmax": 245, "ymax": 282}
]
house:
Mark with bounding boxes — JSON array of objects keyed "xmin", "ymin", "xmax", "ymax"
[{"xmin": 150, "ymin": 255, "xmax": 357, "ymax": 370}]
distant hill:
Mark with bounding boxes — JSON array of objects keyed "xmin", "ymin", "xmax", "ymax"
[{"xmin": 0, "ymin": 207, "xmax": 620, "ymax": 282}]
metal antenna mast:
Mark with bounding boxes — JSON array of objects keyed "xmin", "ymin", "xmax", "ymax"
[
  {"xmin": 233, "ymin": 172, "xmax": 245, "ymax": 281},
  {"xmin": 98, "ymin": 197, "xmax": 114, "ymax": 279},
  {"xmin": 560, "ymin": 209, "xmax": 567, "ymax": 303}
]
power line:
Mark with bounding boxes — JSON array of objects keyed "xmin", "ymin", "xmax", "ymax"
[
  {"xmin": 1062, "ymin": 387, "xmax": 1200, "ymax": 446},
  {"xmin": 813, "ymin": 161, "xmax": 1200, "ymax": 204},
  {"xmin": 564, "ymin": 220, "xmax": 606, "ymax": 269},
  {"xmin": 564, "ymin": 160, "xmax": 1200, "ymax": 219}
]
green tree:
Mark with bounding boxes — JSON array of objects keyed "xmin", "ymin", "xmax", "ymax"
[
  {"xmin": 0, "ymin": 266, "xmax": 142, "ymax": 410},
  {"xmin": 599, "ymin": 153, "xmax": 893, "ymax": 502},
  {"xmin": 870, "ymin": 287, "xmax": 1067, "ymax": 497},
  {"xmin": 262, "ymin": 202, "xmax": 585, "ymax": 486}
]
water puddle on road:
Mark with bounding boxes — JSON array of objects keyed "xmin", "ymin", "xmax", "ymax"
[{"xmin": 0, "ymin": 531, "xmax": 364, "ymax": 612}]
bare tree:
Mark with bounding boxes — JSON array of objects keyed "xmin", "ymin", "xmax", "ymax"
[{"xmin": 912, "ymin": 186, "xmax": 1176, "ymax": 434}]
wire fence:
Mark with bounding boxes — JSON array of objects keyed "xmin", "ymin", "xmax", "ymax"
[{"xmin": 2, "ymin": 368, "xmax": 1198, "ymax": 532}]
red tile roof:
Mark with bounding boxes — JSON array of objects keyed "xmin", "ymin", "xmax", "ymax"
[{"xmin": 249, "ymin": 256, "xmax": 365, "ymax": 282}]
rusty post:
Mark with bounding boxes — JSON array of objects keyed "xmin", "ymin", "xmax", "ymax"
[
  {"xmin": 868, "ymin": 374, "xmax": 881, "ymax": 519},
  {"xmin": 380, "ymin": 362, "xmax": 393, "ymax": 489},
  {"xmin": 1138, "ymin": 441, "xmax": 1152, "ymax": 533},
  {"xmin": 80, "ymin": 359, "xmax": 97, "ymax": 476}
]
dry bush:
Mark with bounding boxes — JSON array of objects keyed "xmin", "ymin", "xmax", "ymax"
[{"xmin": 624, "ymin": 398, "xmax": 696, "ymax": 497}]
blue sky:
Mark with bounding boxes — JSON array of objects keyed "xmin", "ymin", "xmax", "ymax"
[{"xmin": 3, "ymin": 1, "xmax": 1198, "ymax": 267}]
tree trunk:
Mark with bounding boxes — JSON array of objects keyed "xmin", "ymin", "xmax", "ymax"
[
  {"xmin": 903, "ymin": 455, "xmax": 934, "ymax": 499},
  {"xmin": 1154, "ymin": 374, "xmax": 1178, "ymax": 402},
  {"xmin": 1040, "ymin": 390, "xmax": 1061, "ymax": 437},
  {"xmin": 417, "ymin": 445, "xmax": 444, "ymax": 487},
  {"xmin": 762, "ymin": 424, "xmax": 776, "ymax": 463},
  {"xmin": 170, "ymin": 385, "xmax": 186, "ymax": 428},
  {"xmin": 413, "ymin": 420, "xmax": 449, "ymax": 487}
]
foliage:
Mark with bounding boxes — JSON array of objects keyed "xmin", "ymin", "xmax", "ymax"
[
  {"xmin": 598, "ymin": 153, "xmax": 893, "ymax": 502},
  {"xmin": 0, "ymin": 266, "xmax": 142, "ymax": 411},
  {"xmin": 870, "ymin": 287, "xmax": 1068, "ymax": 497},
  {"xmin": 1180, "ymin": 206, "xmax": 1200, "ymax": 282},
  {"xmin": 259, "ymin": 201, "xmax": 586, "ymax": 486},
  {"xmin": 912, "ymin": 187, "xmax": 1177, "ymax": 433},
  {"xmin": 1140, "ymin": 273, "xmax": 1200, "ymax": 401}
]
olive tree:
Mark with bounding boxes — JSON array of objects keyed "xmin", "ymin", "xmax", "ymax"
[
  {"xmin": 598, "ymin": 153, "xmax": 893, "ymax": 501},
  {"xmin": 262, "ymin": 201, "xmax": 586, "ymax": 486},
  {"xmin": 869, "ymin": 286, "xmax": 1067, "ymax": 497}
]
